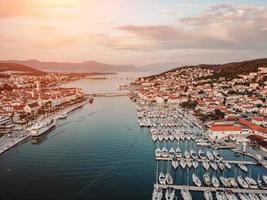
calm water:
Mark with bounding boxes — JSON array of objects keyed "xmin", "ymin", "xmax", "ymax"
[{"xmin": 0, "ymin": 72, "xmax": 266, "ymax": 200}]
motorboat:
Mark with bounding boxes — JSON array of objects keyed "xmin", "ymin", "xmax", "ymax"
[
  {"xmin": 210, "ymin": 162, "xmax": 218, "ymax": 171},
  {"xmin": 213, "ymin": 150, "xmax": 223, "ymax": 161},
  {"xmin": 224, "ymin": 162, "xmax": 231, "ymax": 170},
  {"xmin": 216, "ymin": 190, "xmax": 226, "ymax": 200},
  {"xmin": 190, "ymin": 149, "xmax": 198, "ymax": 159},
  {"xmin": 181, "ymin": 188, "xmax": 192, "ymax": 200},
  {"xmin": 198, "ymin": 149, "xmax": 206, "ymax": 160},
  {"xmin": 186, "ymin": 159, "xmax": 192, "ymax": 168},
  {"xmin": 184, "ymin": 151, "xmax": 190, "ymax": 159},
  {"xmin": 204, "ymin": 190, "xmax": 213, "ymax": 200},
  {"xmin": 207, "ymin": 151, "xmax": 214, "ymax": 160},
  {"xmin": 228, "ymin": 178, "xmax": 238, "ymax": 188},
  {"xmin": 218, "ymin": 162, "xmax": 225, "ymax": 171},
  {"xmin": 58, "ymin": 112, "xmax": 67, "ymax": 119},
  {"xmin": 237, "ymin": 163, "xmax": 248, "ymax": 173},
  {"xmin": 245, "ymin": 177, "xmax": 257, "ymax": 189},
  {"xmin": 220, "ymin": 177, "xmax": 231, "ymax": 188},
  {"xmin": 224, "ymin": 190, "xmax": 238, "ymax": 200}
]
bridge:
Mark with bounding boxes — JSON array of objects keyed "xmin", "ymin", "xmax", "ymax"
[{"xmin": 87, "ymin": 92, "xmax": 129, "ymax": 97}]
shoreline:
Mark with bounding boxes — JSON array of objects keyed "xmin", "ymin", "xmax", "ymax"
[{"xmin": 0, "ymin": 97, "xmax": 91, "ymax": 156}]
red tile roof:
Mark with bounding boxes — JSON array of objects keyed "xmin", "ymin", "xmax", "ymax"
[{"xmin": 210, "ymin": 125, "xmax": 241, "ymax": 132}]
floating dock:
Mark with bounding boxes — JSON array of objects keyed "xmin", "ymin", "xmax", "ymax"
[{"xmin": 156, "ymin": 184, "xmax": 267, "ymax": 194}]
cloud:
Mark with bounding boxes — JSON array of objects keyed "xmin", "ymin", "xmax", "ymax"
[{"xmin": 89, "ymin": 4, "xmax": 267, "ymax": 52}]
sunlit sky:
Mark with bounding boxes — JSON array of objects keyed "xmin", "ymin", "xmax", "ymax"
[{"xmin": 0, "ymin": 0, "xmax": 267, "ymax": 66}]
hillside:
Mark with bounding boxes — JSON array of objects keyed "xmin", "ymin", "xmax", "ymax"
[
  {"xmin": 137, "ymin": 62, "xmax": 181, "ymax": 72},
  {"xmin": 0, "ymin": 63, "xmax": 46, "ymax": 75},
  {"xmin": 0, "ymin": 60, "xmax": 136, "ymax": 72}
]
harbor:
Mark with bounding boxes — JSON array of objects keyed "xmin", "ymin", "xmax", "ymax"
[{"xmin": 135, "ymin": 103, "xmax": 267, "ymax": 200}]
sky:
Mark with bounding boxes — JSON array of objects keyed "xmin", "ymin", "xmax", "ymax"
[{"xmin": 0, "ymin": 0, "xmax": 267, "ymax": 66}]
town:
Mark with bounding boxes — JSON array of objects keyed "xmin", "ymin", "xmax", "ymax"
[{"xmin": 131, "ymin": 65, "xmax": 267, "ymax": 152}]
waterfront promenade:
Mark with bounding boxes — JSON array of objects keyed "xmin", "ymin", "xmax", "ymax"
[{"xmin": 0, "ymin": 98, "xmax": 90, "ymax": 156}]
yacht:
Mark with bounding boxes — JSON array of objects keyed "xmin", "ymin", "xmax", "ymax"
[
  {"xmin": 172, "ymin": 157, "xmax": 179, "ymax": 170},
  {"xmin": 237, "ymin": 176, "xmax": 249, "ymax": 189},
  {"xmin": 58, "ymin": 112, "xmax": 67, "ymax": 119},
  {"xmin": 245, "ymin": 177, "xmax": 257, "ymax": 189},
  {"xmin": 237, "ymin": 163, "xmax": 248, "ymax": 173},
  {"xmin": 203, "ymin": 173, "xmax": 211, "ymax": 186},
  {"xmin": 204, "ymin": 191, "xmax": 213, "ymax": 200},
  {"xmin": 192, "ymin": 173, "xmax": 201, "ymax": 187},
  {"xmin": 212, "ymin": 176, "xmax": 220, "ymax": 188},
  {"xmin": 159, "ymin": 173, "xmax": 166, "ymax": 185},
  {"xmin": 202, "ymin": 160, "xmax": 210, "ymax": 171},
  {"xmin": 166, "ymin": 173, "xmax": 173, "ymax": 185},
  {"xmin": 31, "ymin": 118, "xmax": 56, "ymax": 137},
  {"xmin": 155, "ymin": 148, "xmax": 162, "ymax": 157},
  {"xmin": 180, "ymin": 158, "xmax": 187, "ymax": 169},
  {"xmin": 181, "ymin": 188, "xmax": 192, "ymax": 200},
  {"xmin": 165, "ymin": 188, "xmax": 175, "ymax": 200},
  {"xmin": 152, "ymin": 184, "xmax": 163, "ymax": 200}
]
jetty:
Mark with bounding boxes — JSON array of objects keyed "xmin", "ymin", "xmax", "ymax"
[
  {"xmin": 155, "ymin": 157, "xmax": 257, "ymax": 165},
  {"xmin": 156, "ymin": 184, "xmax": 267, "ymax": 194}
]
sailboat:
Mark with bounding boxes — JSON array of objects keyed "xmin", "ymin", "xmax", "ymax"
[
  {"xmin": 224, "ymin": 190, "xmax": 238, "ymax": 200},
  {"xmin": 169, "ymin": 135, "xmax": 174, "ymax": 142},
  {"xmin": 258, "ymin": 174, "xmax": 267, "ymax": 190},
  {"xmin": 215, "ymin": 190, "xmax": 226, "ymax": 200},
  {"xmin": 180, "ymin": 158, "xmax": 187, "ymax": 169},
  {"xmin": 184, "ymin": 151, "xmax": 190, "ymax": 159},
  {"xmin": 228, "ymin": 178, "xmax": 238, "ymax": 187},
  {"xmin": 262, "ymin": 175, "xmax": 267, "ymax": 184},
  {"xmin": 165, "ymin": 188, "xmax": 175, "ymax": 200},
  {"xmin": 237, "ymin": 176, "xmax": 249, "ymax": 189},
  {"xmin": 152, "ymin": 184, "xmax": 163, "ymax": 200},
  {"xmin": 169, "ymin": 147, "xmax": 175, "ymax": 159},
  {"xmin": 213, "ymin": 150, "xmax": 223, "ymax": 161},
  {"xmin": 210, "ymin": 162, "xmax": 218, "ymax": 171},
  {"xmin": 155, "ymin": 148, "xmax": 162, "ymax": 157},
  {"xmin": 202, "ymin": 160, "xmax": 210, "ymax": 171},
  {"xmin": 158, "ymin": 134, "xmax": 164, "ymax": 142},
  {"xmin": 259, "ymin": 194, "xmax": 267, "ymax": 200},
  {"xmin": 237, "ymin": 163, "xmax": 248, "ymax": 173},
  {"xmin": 152, "ymin": 134, "xmax": 158, "ymax": 142},
  {"xmin": 175, "ymin": 147, "xmax": 182, "ymax": 158},
  {"xmin": 172, "ymin": 156, "xmax": 179, "ymax": 170},
  {"xmin": 245, "ymin": 177, "xmax": 257, "ymax": 189},
  {"xmin": 204, "ymin": 191, "xmax": 213, "ymax": 200},
  {"xmin": 181, "ymin": 188, "xmax": 192, "ymax": 200},
  {"xmin": 220, "ymin": 177, "xmax": 231, "ymax": 187},
  {"xmin": 159, "ymin": 172, "xmax": 166, "ymax": 185},
  {"xmin": 166, "ymin": 173, "xmax": 173, "ymax": 185},
  {"xmin": 192, "ymin": 173, "xmax": 201, "ymax": 187},
  {"xmin": 198, "ymin": 149, "xmax": 206, "ymax": 160},
  {"xmin": 212, "ymin": 176, "xmax": 220, "ymax": 188},
  {"xmin": 190, "ymin": 149, "xmax": 198, "ymax": 159},
  {"xmin": 224, "ymin": 162, "xmax": 231, "ymax": 170},
  {"xmin": 238, "ymin": 193, "xmax": 250, "ymax": 200},
  {"xmin": 192, "ymin": 160, "xmax": 198, "ymax": 169},
  {"xmin": 218, "ymin": 162, "xmax": 225, "ymax": 171},
  {"xmin": 186, "ymin": 159, "xmax": 192, "ymax": 168},
  {"xmin": 203, "ymin": 173, "xmax": 212, "ymax": 186},
  {"xmin": 162, "ymin": 147, "xmax": 169, "ymax": 158}
]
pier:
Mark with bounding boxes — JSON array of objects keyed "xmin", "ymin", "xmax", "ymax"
[
  {"xmin": 156, "ymin": 184, "xmax": 267, "ymax": 194},
  {"xmin": 155, "ymin": 157, "xmax": 257, "ymax": 165}
]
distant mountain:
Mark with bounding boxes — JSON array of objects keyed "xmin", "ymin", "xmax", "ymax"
[
  {"xmin": 166, "ymin": 58, "xmax": 267, "ymax": 78},
  {"xmin": 137, "ymin": 62, "xmax": 181, "ymax": 72},
  {"xmin": 0, "ymin": 60, "xmax": 136, "ymax": 72},
  {"xmin": 0, "ymin": 63, "xmax": 46, "ymax": 75}
]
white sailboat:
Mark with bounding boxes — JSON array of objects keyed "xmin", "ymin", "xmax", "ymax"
[
  {"xmin": 207, "ymin": 151, "xmax": 214, "ymax": 160},
  {"xmin": 152, "ymin": 134, "xmax": 158, "ymax": 142},
  {"xmin": 175, "ymin": 147, "xmax": 182, "ymax": 158},
  {"xmin": 172, "ymin": 157, "xmax": 179, "ymax": 170},
  {"xmin": 204, "ymin": 191, "xmax": 213, "ymax": 200},
  {"xmin": 224, "ymin": 162, "xmax": 231, "ymax": 170},
  {"xmin": 198, "ymin": 149, "xmax": 206, "ymax": 160},
  {"xmin": 237, "ymin": 163, "xmax": 248, "ymax": 173},
  {"xmin": 210, "ymin": 162, "xmax": 218, "ymax": 171},
  {"xmin": 169, "ymin": 148, "xmax": 175, "ymax": 159},
  {"xmin": 181, "ymin": 188, "xmax": 192, "ymax": 200},
  {"xmin": 190, "ymin": 149, "xmax": 198, "ymax": 159},
  {"xmin": 166, "ymin": 173, "xmax": 173, "ymax": 185},
  {"xmin": 186, "ymin": 159, "xmax": 192, "ymax": 168},
  {"xmin": 192, "ymin": 160, "xmax": 198, "ymax": 169},
  {"xmin": 245, "ymin": 177, "xmax": 257, "ymax": 189},
  {"xmin": 202, "ymin": 160, "xmax": 210, "ymax": 171},
  {"xmin": 159, "ymin": 172, "xmax": 166, "ymax": 185},
  {"xmin": 152, "ymin": 184, "xmax": 163, "ymax": 200},
  {"xmin": 155, "ymin": 148, "xmax": 162, "ymax": 157},
  {"xmin": 215, "ymin": 191, "xmax": 226, "ymax": 200},
  {"xmin": 237, "ymin": 176, "xmax": 249, "ymax": 189},
  {"xmin": 165, "ymin": 188, "xmax": 175, "ymax": 200},
  {"xmin": 162, "ymin": 147, "xmax": 169, "ymax": 158},
  {"xmin": 203, "ymin": 173, "xmax": 212, "ymax": 186},
  {"xmin": 212, "ymin": 176, "xmax": 220, "ymax": 188},
  {"xmin": 192, "ymin": 173, "xmax": 201, "ymax": 187},
  {"xmin": 180, "ymin": 158, "xmax": 187, "ymax": 169},
  {"xmin": 225, "ymin": 190, "xmax": 238, "ymax": 200},
  {"xmin": 238, "ymin": 193, "xmax": 249, "ymax": 200},
  {"xmin": 184, "ymin": 151, "xmax": 190, "ymax": 159}
]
